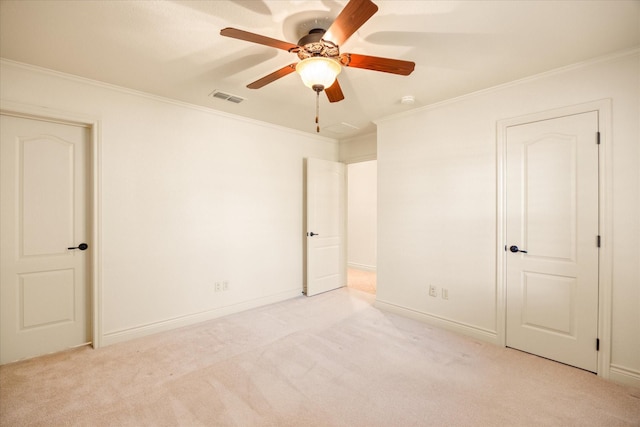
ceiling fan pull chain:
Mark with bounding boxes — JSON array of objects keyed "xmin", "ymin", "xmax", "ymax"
[{"xmin": 315, "ymin": 89, "xmax": 320, "ymax": 133}]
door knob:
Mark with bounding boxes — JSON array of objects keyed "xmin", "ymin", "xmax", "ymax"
[
  {"xmin": 309, "ymin": 232, "xmax": 319, "ymax": 237},
  {"xmin": 68, "ymin": 243, "xmax": 88, "ymax": 251},
  {"xmin": 509, "ymin": 245, "xmax": 527, "ymax": 253}
]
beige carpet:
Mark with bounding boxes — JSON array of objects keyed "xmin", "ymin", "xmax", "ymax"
[
  {"xmin": 347, "ymin": 268, "xmax": 376, "ymax": 294},
  {"xmin": 1, "ymin": 288, "xmax": 639, "ymax": 426}
]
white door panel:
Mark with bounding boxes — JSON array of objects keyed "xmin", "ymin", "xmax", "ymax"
[
  {"xmin": 1, "ymin": 114, "xmax": 91, "ymax": 364},
  {"xmin": 521, "ymin": 272, "xmax": 575, "ymax": 336},
  {"xmin": 506, "ymin": 111, "xmax": 599, "ymax": 372},
  {"xmin": 306, "ymin": 158, "xmax": 345, "ymax": 296},
  {"xmin": 524, "ymin": 135, "xmax": 576, "ymax": 260}
]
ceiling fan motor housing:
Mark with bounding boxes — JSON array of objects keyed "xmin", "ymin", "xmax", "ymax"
[{"xmin": 296, "ymin": 29, "xmax": 340, "ymax": 61}]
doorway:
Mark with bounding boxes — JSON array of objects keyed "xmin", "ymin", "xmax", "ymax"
[
  {"xmin": 347, "ymin": 160, "xmax": 377, "ymax": 295},
  {"xmin": 0, "ymin": 113, "xmax": 94, "ymax": 364}
]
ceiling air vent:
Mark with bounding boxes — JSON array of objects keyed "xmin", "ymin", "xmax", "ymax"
[
  {"xmin": 209, "ymin": 90, "xmax": 245, "ymax": 104},
  {"xmin": 324, "ymin": 122, "xmax": 359, "ymax": 134}
]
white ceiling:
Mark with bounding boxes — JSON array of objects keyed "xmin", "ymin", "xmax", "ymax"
[{"xmin": 1, "ymin": 0, "xmax": 639, "ymax": 139}]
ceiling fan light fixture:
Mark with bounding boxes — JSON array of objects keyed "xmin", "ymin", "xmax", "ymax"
[{"xmin": 295, "ymin": 57, "xmax": 341, "ymax": 91}]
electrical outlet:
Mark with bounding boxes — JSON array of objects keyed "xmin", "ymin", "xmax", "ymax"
[
  {"xmin": 222, "ymin": 281, "xmax": 229, "ymax": 291},
  {"xmin": 429, "ymin": 285, "xmax": 437, "ymax": 297},
  {"xmin": 215, "ymin": 282, "xmax": 221, "ymax": 292},
  {"xmin": 442, "ymin": 288, "xmax": 449, "ymax": 300}
]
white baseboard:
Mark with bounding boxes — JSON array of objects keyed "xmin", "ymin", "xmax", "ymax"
[
  {"xmin": 609, "ymin": 364, "xmax": 640, "ymax": 389},
  {"xmin": 347, "ymin": 262, "xmax": 376, "ymax": 272},
  {"xmin": 102, "ymin": 288, "xmax": 302, "ymax": 346},
  {"xmin": 375, "ymin": 299, "xmax": 498, "ymax": 345}
]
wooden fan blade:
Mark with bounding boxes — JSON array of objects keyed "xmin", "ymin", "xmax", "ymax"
[
  {"xmin": 340, "ymin": 53, "xmax": 415, "ymax": 76},
  {"xmin": 247, "ymin": 64, "xmax": 297, "ymax": 89},
  {"xmin": 325, "ymin": 79, "xmax": 345, "ymax": 103},
  {"xmin": 324, "ymin": 0, "xmax": 378, "ymax": 46},
  {"xmin": 220, "ymin": 28, "xmax": 299, "ymax": 52}
]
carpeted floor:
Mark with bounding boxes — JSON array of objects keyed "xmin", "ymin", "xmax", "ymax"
[
  {"xmin": 1, "ymin": 288, "xmax": 639, "ymax": 426},
  {"xmin": 347, "ymin": 268, "xmax": 376, "ymax": 294}
]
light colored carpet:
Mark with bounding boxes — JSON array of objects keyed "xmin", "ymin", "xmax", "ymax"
[
  {"xmin": 1, "ymin": 288, "xmax": 639, "ymax": 426},
  {"xmin": 347, "ymin": 268, "xmax": 376, "ymax": 294}
]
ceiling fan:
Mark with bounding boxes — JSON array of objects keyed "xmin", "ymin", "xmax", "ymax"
[{"xmin": 220, "ymin": 0, "xmax": 415, "ymax": 131}]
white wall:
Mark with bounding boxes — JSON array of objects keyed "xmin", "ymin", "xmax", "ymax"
[
  {"xmin": 0, "ymin": 60, "xmax": 338, "ymax": 346},
  {"xmin": 347, "ymin": 161, "xmax": 377, "ymax": 271},
  {"xmin": 376, "ymin": 50, "xmax": 640, "ymax": 387}
]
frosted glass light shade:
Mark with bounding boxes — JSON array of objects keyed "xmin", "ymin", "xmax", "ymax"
[{"xmin": 295, "ymin": 57, "xmax": 342, "ymax": 89}]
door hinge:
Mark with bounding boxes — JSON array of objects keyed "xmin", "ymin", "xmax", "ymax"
[
  {"xmin": 596, "ymin": 338, "xmax": 600, "ymax": 351},
  {"xmin": 597, "ymin": 235, "xmax": 601, "ymax": 248},
  {"xmin": 596, "ymin": 131, "xmax": 601, "ymax": 145}
]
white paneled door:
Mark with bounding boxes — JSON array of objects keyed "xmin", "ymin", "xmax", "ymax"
[
  {"xmin": 0, "ymin": 114, "xmax": 91, "ymax": 364},
  {"xmin": 506, "ymin": 112, "xmax": 599, "ymax": 372},
  {"xmin": 306, "ymin": 158, "xmax": 346, "ymax": 296}
]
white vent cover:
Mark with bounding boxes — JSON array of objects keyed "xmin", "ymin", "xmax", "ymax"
[{"xmin": 209, "ymin": 90, "xmax": 245, "ymax": 104}]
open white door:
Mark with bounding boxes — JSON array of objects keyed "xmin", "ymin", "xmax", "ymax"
[
  {"xmin": 0, "ymin": 114, "xmax": 91, "ymax": 364},
  {"xmin": 306, "ymin": 158, "xmax": 346, "ymax": 296},
  {"xmin": 505, "ymin": 111, "xmax": 599, "ymax": 372}
]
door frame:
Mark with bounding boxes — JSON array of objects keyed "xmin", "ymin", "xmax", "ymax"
[
  {"xmin": 1, "ymin": 100, "xmax": 103, "ymax": 350},
  {"xmin": 496, "ymin": 99, "xmax": 612, "ymax": 378}
]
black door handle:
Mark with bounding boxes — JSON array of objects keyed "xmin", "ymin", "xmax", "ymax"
[
  {"xmin": 309, "ymin": 232, "xmax": 319, "ymax": 237},
  {"xmin": 68, "ymin": 243, "xmax": 88, "ymax": 251},
  {"xmin": 509, "ymin": 245, "xmax": 527, "ymax": 254}
]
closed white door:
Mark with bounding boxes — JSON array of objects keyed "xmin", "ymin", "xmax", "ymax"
[
  {"xmin": 306, "ymin": 158, "xmax": 346, "ymax": 296},
  {"xmin": 1, "ymin": 114, "xmax": 91, "ymax": 364},
  {"xmin": 505, "ymin": 111, "xmax": 599, "ymax": 372}
]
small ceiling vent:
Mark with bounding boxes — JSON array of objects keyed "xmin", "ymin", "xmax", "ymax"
[
  {"xmin": 324, "ymin": 122, "xmax": 359, "ymax": 134},
  {"xmin": 209, "ymin": 90, "xmax": 245, "ymax": 104}
]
